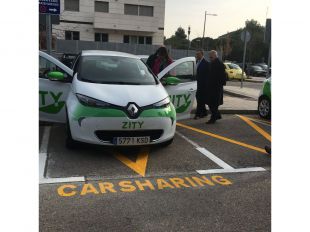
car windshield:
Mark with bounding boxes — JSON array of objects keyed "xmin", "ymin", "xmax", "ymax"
[
  {"xmin": 256, "ymin": 64, "xmax": 268, "ymax": 68},
  {"xmin": 78, "ymin": 55, "xmax": 157, "ymax": 85},
  {"xmin": 252, "ymin": 66, "xmax": 263, "ymax": 70},
  {"xmin": 227, "ymin": 63, "xmax": 240, "ymax": 69}
]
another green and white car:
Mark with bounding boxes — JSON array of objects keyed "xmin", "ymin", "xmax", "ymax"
[
  {"xmin": 39, "ymin": 50, "xmax": 197, "ymax": 147},
  {"xmin": 258, "ymin": 77, "xmax": 271, "ymax": 119}
]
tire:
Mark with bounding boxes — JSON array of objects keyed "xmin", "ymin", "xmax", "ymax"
[
  {"xmin": 65, "ymin": 107, "xmax": 79, "ymax": 149},
  {"xmin": 161, "ymin": 138, "xmax": 174, "ymax": 147},
  {"xmin": 258, "ymin": 96, "xmax": 271, "ymax": 119}
]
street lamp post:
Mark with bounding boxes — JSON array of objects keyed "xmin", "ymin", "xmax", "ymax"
[
  {"xmin": 202, "ymin": 11, "xmax": 217, "ymax": 50},
  {"xmin": 187, "ymin": 26, "xmax": 191, "ymax": 56}
]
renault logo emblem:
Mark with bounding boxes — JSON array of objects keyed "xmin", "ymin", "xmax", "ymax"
[{"xmin": 127, "ymin": 103, "xmax": 139, "ymax": 117}]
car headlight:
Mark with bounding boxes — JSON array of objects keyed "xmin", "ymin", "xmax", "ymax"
[
  {"xmin": 153, "ymin": 97, "xmax": 170, "ymax": 108},
  {"xmin": 76, "ymin": 94, "xmax": 111, "ymax": 108}
]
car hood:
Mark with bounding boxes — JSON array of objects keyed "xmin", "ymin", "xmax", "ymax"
[{"xmin": 73, "ymin": 79, "xmax": 168, "ymax": 107}]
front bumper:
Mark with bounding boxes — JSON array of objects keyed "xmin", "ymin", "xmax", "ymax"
[{"xmin": 67, "ymin": 96, "xmax": 176, "ymax": 146}]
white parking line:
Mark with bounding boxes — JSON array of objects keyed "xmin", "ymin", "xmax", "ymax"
[
  {"xmin": 40, "ymin": 126, "xmax": 51, "ymax": 154},
  {"xmin": 197, "ymin": 167, "xmax": 266, "ymax": 175},
  {"xmin": 39, "ymin": 126, "xmax": 85, "ymax": 184},
  {"xmin": 196, "ymin": 147, "xmax": 234, "ymax": 170},
  {"xmin": 39, "ymin": 126, "xmax": 51, "ymax": 179},
  {"xmin": 40, "ymin": 176, "xmax": 85, "ymax": 184},
  {"xmin": 176, "ymin": 131, "xmax": 266, "ymax": 174}
]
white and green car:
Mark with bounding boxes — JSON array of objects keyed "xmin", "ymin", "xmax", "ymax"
[
  {"xmin": 39, "ymin": 50, "xmax": 197, "ymax": 147},
  {"xmin": 258, "ymin": 77, "xmax": 271, "ymax": 119}
]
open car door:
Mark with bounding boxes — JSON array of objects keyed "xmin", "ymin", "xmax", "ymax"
[
  {"xmin": 39, "ymin": 51, "xmax": 73, "ymax": 123},
  {"xmin": 158, "ymin": 57, "xmax": 197, "ymax": 120}
]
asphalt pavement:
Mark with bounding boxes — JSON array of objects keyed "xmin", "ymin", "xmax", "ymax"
[{"xmin": 39, "ymin": 114, "xmax": 271, "ymax": 232}]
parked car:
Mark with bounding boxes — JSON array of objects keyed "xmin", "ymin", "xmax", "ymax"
[
  {"xmin": 255, "ymin": 63, "xmax": 268, "ymax": 71},
  {"xmin": 39, "ymin": 50, "xmax": 198, "ymax": 148},
  {"xmin": 246, "ymin": 65, "xmax": 267, "ymax": 77},
  {"xmin": 258, "ymin": 77, "xmax": 271, "ymax": 119},
  {"xmin": 224, "ymin": 63, "xmax": 247, "ymax": 80},
  {"xmin": 60, "ymin": 53, "xmax": 78, "ymax": 68}
]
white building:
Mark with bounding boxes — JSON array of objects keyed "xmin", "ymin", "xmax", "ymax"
[{"xmin": 53, "ymin": 0, "xmax": 165, "ymax": 45}]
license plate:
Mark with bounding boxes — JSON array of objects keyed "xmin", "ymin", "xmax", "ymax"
[{"xmin": 113, "ymin": 137, "xmax": 150, "ymax": 145}]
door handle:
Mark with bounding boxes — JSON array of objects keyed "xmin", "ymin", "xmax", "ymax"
[{"xmin": 188, "ymin": 88, "xmax": 195, "ymax": 92}]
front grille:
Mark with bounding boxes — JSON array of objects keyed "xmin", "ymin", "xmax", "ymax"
[{"xmin": 95, "ymin": 130, "xmax": 164, "ymax": 142}]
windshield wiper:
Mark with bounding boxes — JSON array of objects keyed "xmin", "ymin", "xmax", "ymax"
[
  {"xmin": 80, "ymin": 78, "xmax": 97, "ymax": 83},
  {"xmin": 80, "ymin": 79, "xmax": 151, "ymax": 85},
  {"xmin": 98, "ymin": 81, "xmax": 143, "ymax": 85}
]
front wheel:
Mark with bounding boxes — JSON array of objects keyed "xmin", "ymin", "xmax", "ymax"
[{"xmin": 258, "ymin": 96, "xmax": 271, "ymax": 119}]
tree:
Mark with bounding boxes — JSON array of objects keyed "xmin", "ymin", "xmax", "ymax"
[
  {"xmin": 216, "ymin": 20, "xmax": 269, "ymax": 63},
  {"xmin": 175, "ymin": 27, "xmax": 187, "ymax": 39},
  {"xmin": 164, "ymin": 27, "xmax": 189, "ymax": 49},
  {"xmin": 165, "ymin": 20, "xmax": 269, "ymax": 63}
]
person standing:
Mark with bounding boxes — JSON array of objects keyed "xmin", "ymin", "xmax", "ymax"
[
  {"xmin": 146, "ymin": 47, "xmax": 160, "ymax": 69},
  {"xmin": 205, "ymin": 50, "xmax": 227, "ymax": 124},
  {"xmin": 194, "ymin": 49, "xmax": 209, "ymax": 119},
  {"xmin": 151, "ymin": 47, "xmax": 173, "ymax": 75}
]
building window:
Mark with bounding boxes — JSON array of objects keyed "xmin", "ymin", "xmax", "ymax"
[
  {"xmin": 65, "ymin": 31, "xmax": 80, "ymax": 40},
  {"xmin": 95, "ymin": 1, "xmax": 109, "ymax": 13},
  {"xmin": 124, "ymin": 4, "xmax": 153, "ymax": 17},
  {"xmin": 123, "ymin": 35, "xmax": 130, "ymax": 43},
  {"xmin": 146, "ymin": 36, "xmax": 152, "ymax": 44},
  {"xmin": 124, "ymin": 35, "xmax": 152, "ymax": 45},
  {"xmin": 124, "ymin": 4, "xmax": 138, "ymax": 15},
  {"xmin": 95, "ymin": 33, "xmax": 108, "ymax": 42},
  {"xmin": 138, "ymin": 36, "xmax": 145, "ymax": 44},
  {"xmin": 139, "ymin": 6, "xmax": 153, "ymax": 17},
  {"xmin": 64, "ymin": 0, "xmax": 79, "ymax": 12}
]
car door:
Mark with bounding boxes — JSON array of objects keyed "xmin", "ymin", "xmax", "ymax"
[
  {"xmin": 39, "ymin": 51, "xmax": 73, "ymax": 123},
  {"xmin": 158, "ymin": 57, "xmax": 197, "ymax": 120}
]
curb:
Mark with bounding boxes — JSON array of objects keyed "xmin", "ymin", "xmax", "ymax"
[
  {"xmin": 190, "ymin": 109, "xmax": 258, "ymax": 115},
  {"xmin": 219, "ymin": 109, "xmax": 258, "ymax": 114},
  {"xmin": 223, "ymin": 89, "xmax": 258, "ymax": 100},
  {"xmin": 228, "ymin": 78, "xmax": 264, "ymax": 83},
  {"xmin": 244, "ymin": 79, "xmax": 264, "ymax": 83}
]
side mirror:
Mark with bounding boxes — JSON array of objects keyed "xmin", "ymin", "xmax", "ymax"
[
  {"xmin": 48, "ymin": 71, "xmax": 65, "ymax": 81},
  {"xmin": 163, "ymin": 76, "xmax": 181, "ymax": 85}
]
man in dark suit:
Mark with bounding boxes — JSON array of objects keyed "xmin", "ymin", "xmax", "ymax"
[
  {"xmin": 205, "ymin": 50, "xmax": 227, "ymax": 124},
  {"xmin": 194, "ymin": 49, "xmax": 209, "ymax": 119}
]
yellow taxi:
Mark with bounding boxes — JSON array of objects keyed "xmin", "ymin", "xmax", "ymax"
[{"xmin": 224, "ymin": 63, "xmax": 247, "ymax": 80}]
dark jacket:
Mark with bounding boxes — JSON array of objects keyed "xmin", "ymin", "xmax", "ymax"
[
  {"xmin": 196, "ymin": 58, "xmax": 209, "ymax": 101},
  {"xmin": 146, "ymin": 53, "xmax": 157, "ymax": 69},
  {"xmin": 205, "ymin": 58, "xmax": 227, "ymax": 106}
]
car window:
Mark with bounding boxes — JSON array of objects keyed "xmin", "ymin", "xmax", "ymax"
[
  {"xmin": 39, "ymin": 56, "xmax": 70, "ymax": 79},
  {"xmin": 140, "ymin": 58, "xmax": 147, "ymax": 63},
  {"xmin": 77, "ymin": 56, "xmax": 157, "ymax": 85},
  {"xmin": 167, "ymin": 61, "xmax": 195, "ymax": 83},
  {"xmin": 228, "ymin": 64, "xmax": 240, "ymax": 69}
]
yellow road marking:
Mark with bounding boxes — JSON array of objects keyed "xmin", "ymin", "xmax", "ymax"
[
  {"xmin": 176, "ymin": 122, "xmax": 267, "ymax": 154},
  {"xmin": 57, "ymin": 175, "xmax": 233, "ymax": 197},
  {"xmin": 237, "ymin": 115, "xmax": 271, "ymax": 142},
  {"xmin": 114, "ymin": 148, "xmax": 149, "ymax": 177},
  {"xmin": 242, "ymin": 116, "xmax": 271, "ymax": 126}
]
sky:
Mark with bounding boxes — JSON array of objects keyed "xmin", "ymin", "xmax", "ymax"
[{"xmin": 164, "ymin": 0, "xmax": 271, "ymax": 39}]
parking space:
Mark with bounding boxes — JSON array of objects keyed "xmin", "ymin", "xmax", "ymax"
[
  {"xmin": 176, "ymin": 115, "xmax": 271, "ymax": 169},
  {"xmin": 44, "ymin": 124, "xmax": 219, "ymax": 179},
  {"xmin": 40, "ymin": 114, "xmax": 271, "ymax": 231},
  {"xmin": 39, "ymin": 114, "xmax": 271, "ymax": 181}
]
